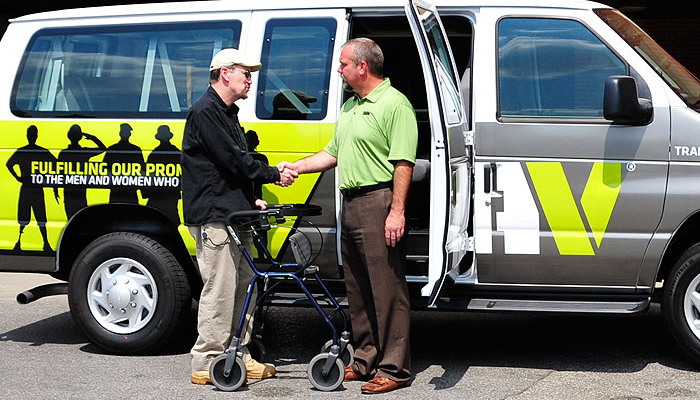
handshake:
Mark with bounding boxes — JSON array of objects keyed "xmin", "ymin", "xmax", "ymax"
[{"xmin": 274, "ymin": 161, "xmax": 300, "ymax": 187}]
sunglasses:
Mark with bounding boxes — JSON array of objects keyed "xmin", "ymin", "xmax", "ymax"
[{"xmin": 229, "ymin": 66, "xmax": 252, "ymax": 80}]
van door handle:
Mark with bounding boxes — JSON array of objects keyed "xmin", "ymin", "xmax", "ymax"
[
  {"xmin": 483, "ymin": 163, "xmax": 492, "ymax": 193},
  {"xmin": 484, "ymin": 162, "xmax": 502, "ymax": 205}
]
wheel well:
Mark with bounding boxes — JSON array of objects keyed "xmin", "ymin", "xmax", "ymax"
[
  {"xmin": 657, "ymin": 212, "xmax": 700, "ymax": 286},
  {"xmin": 54, "ymin": 204, "xmax": 201, "ymax": 296}
]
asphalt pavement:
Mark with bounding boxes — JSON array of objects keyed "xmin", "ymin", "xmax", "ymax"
[{"xmin": 2, "ymin": 272, "xmax": 700, "ymax": 400}]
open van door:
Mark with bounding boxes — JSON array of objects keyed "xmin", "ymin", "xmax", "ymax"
[{"xmin": 405, "ymin": 0, "xmax": 472, "ymax": 306}]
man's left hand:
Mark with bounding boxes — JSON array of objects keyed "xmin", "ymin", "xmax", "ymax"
[
  {"xmin": 385, "ymin": 210, "xmax": 405, "ymax": 247},
  {"xmin": 255, "ymin": 199, "xmax": 268, "ymax": 210}
]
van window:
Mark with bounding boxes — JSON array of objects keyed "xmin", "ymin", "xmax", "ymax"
[
  {"xmin": 12, "ymin": 21, "xmax": 241, "ymax": 119},
  {"xmin": 419, "ymin": 10, "xmax": 463, "ymax": 126},
  {"xmin": 498, "ymin": 18, "xmax": 626, "ymax": 119},
  {"xmin": 256, "ymin": 18, "xmax": 336, "ymax": 120}
]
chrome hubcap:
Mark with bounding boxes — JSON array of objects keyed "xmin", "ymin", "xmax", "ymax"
[
  {"xmin": 86, "ymin": 257, "xmax": 158, "ymax": 334},
  {"xmin": 684, "ymin": 273, "xmax": 700, "ymax": 340}
]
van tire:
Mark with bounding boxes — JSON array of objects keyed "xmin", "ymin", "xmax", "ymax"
[
  {"xmin": 662, "ymin": 242, "xmax": 700, "ymax": 364},
  {"xmin": 67, "ymin": 232, "xmax": 191, "ymax": 354}
]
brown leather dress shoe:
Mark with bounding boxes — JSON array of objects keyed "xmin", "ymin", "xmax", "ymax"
[
  {"xmin": 360, "ymin": 376, "xmax": 406, "ymax": 394},
  {"xmin": 344, "ymin": 366, "xmax": 364, "ymax": 381}
]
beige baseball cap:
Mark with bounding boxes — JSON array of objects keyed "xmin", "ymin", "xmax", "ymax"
[{"xmin": 209, "ymin": 48, "xmax": 262, "ymax": 72}]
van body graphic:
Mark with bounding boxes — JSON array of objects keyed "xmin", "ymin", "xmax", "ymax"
[
  {"xmin": 476, "ymin": 161, "xmax": 622, "ymax": 256},
  {"xmin": 528, "ymin": 161, "xmax": 622, "ymax": 255}
]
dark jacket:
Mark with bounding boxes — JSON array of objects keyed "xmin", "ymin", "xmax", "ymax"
[{"xmin": 181, "ymin": 86, "xmax": 280, "ymax": 225}]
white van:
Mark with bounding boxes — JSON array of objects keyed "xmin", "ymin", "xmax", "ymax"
[{"xmin": 3, "ymin": 0, "xmax": 700, "ymax": 366}]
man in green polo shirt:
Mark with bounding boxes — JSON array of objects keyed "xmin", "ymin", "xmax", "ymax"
[
  {"xmin": 278, "ymin": 37, "xmax": 417, "ymax": 394},
  {"xmin": 326, "ymin": 74, "xmax": 417, "ymax": 193}
]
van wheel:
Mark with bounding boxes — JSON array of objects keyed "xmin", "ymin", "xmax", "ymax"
[
  {"xmin": 662, "ymin": 242, "xmax": 700, "ymax": 364},
  {"xmin": 68, "ymin": 232, "xmax": 190, "ymax": 354}
]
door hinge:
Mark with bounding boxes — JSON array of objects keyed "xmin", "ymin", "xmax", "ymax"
[{"xmin": 446, "ymin": 232, "xmax": 472, "ymax": 253}]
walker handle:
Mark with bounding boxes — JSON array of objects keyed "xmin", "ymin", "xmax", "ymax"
[{"xmin": 226, "ymin": 203, "xmax": 322, "ymax": 226}]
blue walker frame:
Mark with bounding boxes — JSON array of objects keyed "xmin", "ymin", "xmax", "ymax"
[{"xmin": 218, "ymin": 203, "xmax": 351, "ymax": 388}]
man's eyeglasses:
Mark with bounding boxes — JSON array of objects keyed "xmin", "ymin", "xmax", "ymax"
[{"xmin": 228, "ymin": 66, "xmax": 252, "ymax": 80}]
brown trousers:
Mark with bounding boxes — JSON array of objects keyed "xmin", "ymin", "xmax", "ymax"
[{"xmin": 341, "ymin": 188, "xmax": 411, "ymax": 382}]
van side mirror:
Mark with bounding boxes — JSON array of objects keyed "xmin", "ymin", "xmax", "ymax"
[{"xmin": 604, "ymin": 75, "xmax": 653, "ymax": 125}]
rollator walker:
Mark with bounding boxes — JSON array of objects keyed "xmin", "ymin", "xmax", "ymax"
[{"xmin": 208, "ymin": 203, "xmax": 353, "ymax": 392}]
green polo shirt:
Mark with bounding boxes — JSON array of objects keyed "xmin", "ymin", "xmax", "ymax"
[{"xmin": 325, "ymin": 78, "xmax": 418, "ymax": 190}]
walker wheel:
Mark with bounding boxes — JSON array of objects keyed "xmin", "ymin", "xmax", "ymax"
[
  {"xmin": 320, "ymin": 340, "xmax": 355, "ymax": 367},
  {"xmin": 209, "ymin": 354, "xmax": 246, "ymax": 392},
  {"xmin": 307, "ymin": 353, "xmax": 344, "ymax": 391}
]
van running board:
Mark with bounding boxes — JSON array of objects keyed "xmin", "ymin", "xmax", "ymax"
[
  {"xmin": 465, "ymin": 297, "xmax": 650, "ymax": 314},
  {"xmin": 264, "ymin": 293, "xmax": 649, "ymax": 314},
  {"xmin": 264, "ymin": 292, "xmax": 349, "ymax": 307}
]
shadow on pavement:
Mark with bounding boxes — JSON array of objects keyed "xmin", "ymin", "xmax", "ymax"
[
  {"xmin": 0, "ymin": 311, "xmax": 87, "ymax": 346},
  {"xmin": 257, "ymin": 304, "xmax": 700, "ymax": 391},
  {"xmin": 3, "ymin": 300, "xmax": 699, "ymax": 389},
  {"xmin": 409, "ymin": 304, "xmax": 699, "ymax": 390}
]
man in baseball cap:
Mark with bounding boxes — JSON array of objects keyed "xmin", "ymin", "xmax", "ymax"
[{"xmin": 183, "ymin": 47, "xmax": 295, "ymax": 386}]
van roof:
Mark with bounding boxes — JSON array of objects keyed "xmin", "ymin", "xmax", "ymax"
[{"xmin": 11, "ymin": 0, "xmax": 610, "ymax": 23}]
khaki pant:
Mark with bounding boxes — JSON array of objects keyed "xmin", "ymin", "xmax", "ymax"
[
  {"xmin": 189, "ymin": 222, "xmax": 256, "ymax": 372},
  {"xmin": 341, "ymin": 188, "xmax": 411, "ymax": 382}
]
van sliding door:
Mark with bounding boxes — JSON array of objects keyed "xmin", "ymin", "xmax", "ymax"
[{"xmin": 405, "ymin": 0, "xmax": 472, "ymax": 305}]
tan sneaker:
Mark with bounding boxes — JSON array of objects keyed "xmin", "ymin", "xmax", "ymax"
[
  {"xmin": 190, "ymin": 370, "xmax": 211, "ymax": 385},
  {"xmin": 245, "ymin": 359, "xmax": 276, "ymax": 379}
]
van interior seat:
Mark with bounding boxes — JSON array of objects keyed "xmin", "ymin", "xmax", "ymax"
[{"xmin": 412, "ymin": 158, "xmax": 430, "ymax": 182}]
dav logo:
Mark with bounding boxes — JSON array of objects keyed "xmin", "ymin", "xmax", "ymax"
[
  {"xmin": 527, "ymin": 162, "xmax": 621, "ymax": 256},
  {"xmin": 476, "ymin": 162, "xmax": 621, "ymax": 256}
]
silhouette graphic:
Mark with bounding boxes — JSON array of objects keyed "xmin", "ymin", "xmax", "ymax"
[
  {"xmin": 143, "ymin": 125, "xmax": 181, "ymax": 225},
  {"xmin": 245, "ymin": 129, "xmax": 270, "ymax": 251},
  {"xmin": 58, "ymin": 124, "xmax": 106, "ymax": 219},
  {"xmin": 245, "ymin": 129, "xmax": 270, "ymax": 201},
  {"xmin": 6, "ymin": 125, "xmax": 58, "ymax": 252},
  {"xmin": 103, "ymin": 123, "xmax": 144, "ymax": 204}
]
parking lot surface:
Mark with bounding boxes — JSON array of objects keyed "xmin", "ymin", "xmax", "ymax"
[{"xmin": 2, "ymin": 272, "xmax": 700, "ymax": 400}]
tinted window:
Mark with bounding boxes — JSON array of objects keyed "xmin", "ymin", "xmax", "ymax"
[
  {"xmin": 498, "ymin": 18, "xmax": 626, "ymax": 119},
  {"xmin": 417, "ymin": 6, "xmax": 463, "ymax": 125},
  {"xmin": 13, "ymin": 21, "xmax": 241, "ymax": 118},
  {"xmin": 256, "ymin": 18, "xmax": 336, "ymax": 120}
]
